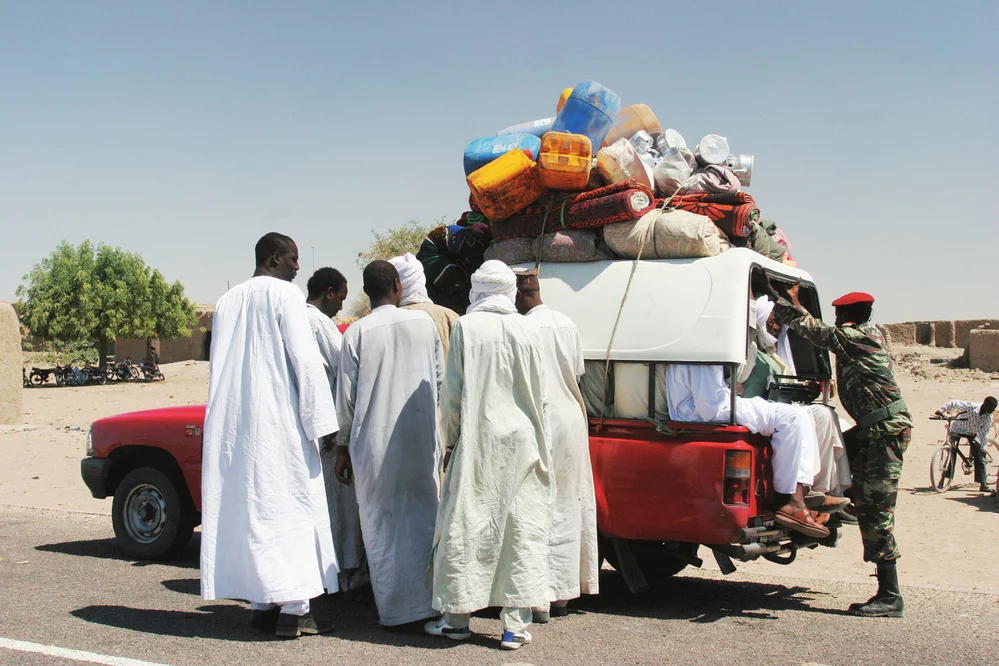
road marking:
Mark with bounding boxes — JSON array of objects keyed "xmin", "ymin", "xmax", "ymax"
[{"xmin": 0, "ymin": 637, "xmax": 171, "ymax": 666}]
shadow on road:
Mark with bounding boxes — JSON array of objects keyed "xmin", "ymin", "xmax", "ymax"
[
  {"xmin": 71, "ymin": 604, "xmax": 273, "ymax": 643},
  {"xmin": 574, "ymin": 568, "xmax": 851, "ymax": 623},
  {"xmin": 947, "ymin": 493, "xmax": 998, "ymax": 512},
  {"xmin": 162, "ymin": 578, "xmax": 201, "ymax": 595},
  {"xmin": 35, "ymin": 534, "xmax": 200, "ymax": 569}
]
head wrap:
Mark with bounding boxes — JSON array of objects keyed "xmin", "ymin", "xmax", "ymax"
[
  {"xmin": 754, "ymin": 295, "xmax": 778, "ymax": 349},
  {"xmin": 388, "ymin": 253, "xmax": 432, "ymax": 306},
  {"xmin": 467, "ymin": 260, "xmax": 517, "ymax": 315}
]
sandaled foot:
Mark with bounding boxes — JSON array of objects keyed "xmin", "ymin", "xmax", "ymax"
[{"xmin": 775, "ymin": 506, "xmax": 830, "ymax": 539}]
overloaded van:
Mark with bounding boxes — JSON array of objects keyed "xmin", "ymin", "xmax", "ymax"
[{"xmin": 524, "ymin": 247, "xmax": 838, "ymax": 590}]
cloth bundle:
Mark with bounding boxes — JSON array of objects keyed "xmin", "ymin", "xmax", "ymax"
[
  {"xmin": 678, "ymin": 164, "xmax": 742, "ymax": 195},
  {"xmin": 668, "ymin": 191, "xmax": 760, "ymax": 238},
  {"xmin": 603, "ymin": 208, "xmax": 731, "ymax": 260},
  {"xmin": 485, "ymin": 230, "xmax": 611, "ymax": 265},
  {"xmin": 489, "ymin": 181, "xmax": 655, "ymax": 241}
]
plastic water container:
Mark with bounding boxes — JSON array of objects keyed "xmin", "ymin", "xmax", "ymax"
[
  {"xmin": 556, "ymin": 87, "xmax": 573, "ymax": 113},
  {"xmin": 496, "ymin": 117, "xmax": 555, "ymax": 138},
  {"xmin": 467, "ymin": 149, "xmax": 544, "ymax": 221},
  {"xmin": 463, "ymin": 135, "xmax": 542, "ymax": 176},
  {"xmin": 551, "ymin": 81, "xmax": 621, "ymax": 152},
  {"xmin": 601, "ymin": 104, "xmax": 662, "ymax": 148},
  {"xmin": 538, "ymin": 132, "xmax": 592, "ymax": 191}
]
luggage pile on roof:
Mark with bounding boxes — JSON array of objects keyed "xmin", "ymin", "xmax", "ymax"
[{"xmin": 418, "ymin": 80, "xmax": 797, "ymax": 313}]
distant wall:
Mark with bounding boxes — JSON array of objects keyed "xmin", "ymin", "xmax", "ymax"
[
  {"xmin": 933, "ymin": 321, "xmax": 955, "ymax": 348},
  {"xmin": 956, "ymin": 320, "xmax": 999, "ymax": 349},
  {"xmin": 882, "ymin": 323, "xmax": 916, "ymax": 347},
  {"xmin": 113, "ymin": 306, "xmax": 214, "ymax": 364},
  {"xmin": 914, "ymin": 322, "xmax": 935, "ymax": 346},
  {"xmin": 969, "ymin": 330, "xmax": 999, "ymax": 373},
  {"xmin": 0, "ymin": 303, "xmax": 23, "ymax": 424}
]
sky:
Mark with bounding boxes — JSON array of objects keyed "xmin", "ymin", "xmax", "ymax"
[{"xmin": 1, "ymin": 1, "xmax": 996, "ymax": 324}]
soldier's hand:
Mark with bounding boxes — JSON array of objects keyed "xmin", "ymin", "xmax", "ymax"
[{"xmin": 786, "ymin": 279, "xmax": 803, "ymax": 306}]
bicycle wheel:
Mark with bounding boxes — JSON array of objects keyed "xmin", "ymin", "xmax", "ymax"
[
  {"xmin": 930, "ymin": 446, "xmax": 954, "ymax": 492},
  {"xmin": 986, "ymin": 440, "xmax": 999, "ymax": 484}
]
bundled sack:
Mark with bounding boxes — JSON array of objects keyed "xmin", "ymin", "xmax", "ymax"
[
  {"xmin": 677, "ymin": 164, "xmax": 741, "ymax": 195},
  {"xmin": 653, "ymin": 147, "xmax": 696, "ymax": 199},
  {"xmin": 668, "ymin": 191, "xmax": 760, "ymax": 238},
  {"xmin": 484, "ymin": 237, "xmax": 535, "ymax": 265},
  {"xmin": 759, "ymin": 218, "xmax": 795, "ymax": 263},
  {"xmin": 603, "ymin": 208, "xmax": 731, "ymax": 259},
  {"xmin": 533, "ymin": 229, "xmax": 610, "ymax": 263},
  {"xmin": 490, "ymin": 180, "xmax": 654, "ymax": 241},
  {"xmin": 596, "ymin": 138, "xmax": 654, "ymax": 191}
]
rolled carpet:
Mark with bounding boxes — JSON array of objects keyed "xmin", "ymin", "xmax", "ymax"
[
  {"xmin": 490, "ymin": 180, "xmax": 655, "ymax": 241},
  {"xmin": 667, "ymin": 191, "xmax": 760, "ymax": 238}
]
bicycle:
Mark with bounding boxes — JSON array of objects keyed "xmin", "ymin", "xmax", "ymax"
[{"xmin": 929, "ymin": 414, "xmax": 998, "ymax": 492}]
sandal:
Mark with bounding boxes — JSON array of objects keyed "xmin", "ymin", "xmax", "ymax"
[{"xmin": 775, "ymin": 506, "xmax": 831, "ymax": 539}]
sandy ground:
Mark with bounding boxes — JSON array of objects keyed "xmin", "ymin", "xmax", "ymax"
[{"xmin": 3, "ymin": 349, "xmax": 998, "ymax": 595}]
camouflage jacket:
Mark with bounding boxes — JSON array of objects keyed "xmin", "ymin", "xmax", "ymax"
[{"xmin": 772, "ymin": 298, "xmax": 912, "ymax": 436}]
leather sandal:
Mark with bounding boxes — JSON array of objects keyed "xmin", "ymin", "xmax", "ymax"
[{"xmin": 775, "ymin": 506, "xmax": 831, "ymax": 539}]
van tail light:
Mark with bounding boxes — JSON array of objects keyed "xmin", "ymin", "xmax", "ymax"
[{"xmin": 724, "ymin": 450, "xmax": 752, "ymax": 505}]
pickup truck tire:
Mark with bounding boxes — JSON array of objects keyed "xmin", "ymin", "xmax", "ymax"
[
  {"xmin": 600, "ymin": 538, "xmax": 698, "ymax": 586},
  {"xmin": 112, "ymin": 467, "xmax": 195, "ymax": 560}
]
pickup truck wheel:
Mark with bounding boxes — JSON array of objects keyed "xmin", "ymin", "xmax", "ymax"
[
  {"xmin": 112, "ymin": 467, "xmax": 194, "ymax": 560},
  {"xmin": 600, "ymin": 538, "xmax": 698, "ymax": 586}
]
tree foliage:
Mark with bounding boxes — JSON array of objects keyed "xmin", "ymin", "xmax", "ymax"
[
  {"xmin": 16, "ymin": 241, "xmax": 198, "ymax": 356},
  {"xmin": 346, "ymin": 218, "xmax": 441, "ymax": 319}
]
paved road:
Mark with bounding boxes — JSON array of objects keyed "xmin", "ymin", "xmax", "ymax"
[{"xmin": 1, "ymin": 505, "xmax": 996, "ymax": 666}]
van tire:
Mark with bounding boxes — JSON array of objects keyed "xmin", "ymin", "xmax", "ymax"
[
  {"xmin": 112, "ymin": 467, "xmax": 195, "ymax": 560},
  {"xmin": 600, "ymin": 538, "xmax": 698, "ymax": 586}
]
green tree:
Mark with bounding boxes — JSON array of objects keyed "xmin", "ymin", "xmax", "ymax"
[
  {"xmin": 16, "ymin": 241, "xmax": 198, "ymax": 365},
  {"xmin": 346, "ymin": 218, "xmax": 440, "ymax": 319}
]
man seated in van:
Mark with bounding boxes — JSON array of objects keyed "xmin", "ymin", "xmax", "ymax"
[
  {"xmin": 743, "ymin": 296, "xmax": 853, "ymax": 510},
  {"xmin": 664, "ymin": 358, "xmax": 832, "ymax": 539}
]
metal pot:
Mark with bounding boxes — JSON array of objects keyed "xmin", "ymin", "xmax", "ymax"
[{"xmin": 723, "ymin": 154, "xmax": 754, "ymax": 186}]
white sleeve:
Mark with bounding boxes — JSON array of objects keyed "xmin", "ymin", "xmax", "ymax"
[
  {"xmin": 279, "ymin": 295, "xmax": 338, "ymax": 442},
  {"xmin": 335, "ymin": 330, "xmax": 359, "ymax": 449}
]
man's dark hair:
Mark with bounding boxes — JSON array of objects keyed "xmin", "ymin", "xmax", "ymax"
[
  {"xmin": 255, "ymin": 232, "xmax": 295, "ymax": 267},
  {"xmin": 363, "ymin": 260, "xmax": 399, "ymax": 302},
  {"xmin": 838, "ymin": 302, "xmax": 873, "ymax": 325},
  {"xmin": 984, "ymin": 396, "xmax": 998, "ymax": 412},
  {"xmin": 307, "ymin": 267, "xmax": 347, "ymax": 300}
]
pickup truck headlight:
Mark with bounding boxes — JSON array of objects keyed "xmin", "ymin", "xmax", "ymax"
[{"xmin": 86, "ymin": 428, "xmax": 95, "ymax": 457}]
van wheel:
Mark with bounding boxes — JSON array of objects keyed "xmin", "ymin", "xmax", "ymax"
[
  {"xmin": 600, "ymin": 538, "xmax": 698, "ymax": 586},
  {"xmin": 112, "ymin": 467, "xmax": 194, "ymax": 560}
]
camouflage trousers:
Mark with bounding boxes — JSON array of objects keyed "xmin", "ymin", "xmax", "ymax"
[{"xmin": 844, "ymin": 427, "xmax": 910, "ymax": 563}]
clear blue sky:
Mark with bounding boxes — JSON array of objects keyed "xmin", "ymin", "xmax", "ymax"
[{"xmin": 1, "ymin": 1, "xmax": 995, "ymax": 323}]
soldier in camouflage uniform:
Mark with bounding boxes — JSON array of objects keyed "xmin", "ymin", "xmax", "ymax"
[{"xmin": 769, "ymin": 286, "xmax": 911, "ymax": 618}]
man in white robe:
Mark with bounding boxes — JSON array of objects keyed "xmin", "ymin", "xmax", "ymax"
[
  {"xmin": 305, "ymin": 267, "xmax": 368, "ymax": 592},
  {"xmin": 389, "ymin": 252, "xmax": 459, "ymax": 358},
  {"xmin": 201, "ymin": 232, "xmax": 339, "ymax": 639},
  {"xmin": 335, "ymin": 260, "xmax": 444, "ymax": 627},
  {"xmin": 665, "ymin": 362, "xmax": 829, "ymax": 539},
  {"xmin": 514, "ymin": 269, "xmax": 598, "ymax": 622},
  {"xmin": 425, "ymin": 260, "xmax": 553, "ymax": 652}
]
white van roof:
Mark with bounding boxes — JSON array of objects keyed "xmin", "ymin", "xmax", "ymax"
[{"xmin": 520, "ymin": 248, "xmax": 817, "ymax": 364}]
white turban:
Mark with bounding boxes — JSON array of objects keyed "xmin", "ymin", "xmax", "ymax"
[
  {"xmin": 388, "ymin": 253, "xmax": 432, "ymax": 306},
  {"xmin": 467, "ymin": 260, "xmax": 518, "ymax": 315},
  {"xmin": 754, "ymin": 295, "xmax": 778, "ymax": 349}
]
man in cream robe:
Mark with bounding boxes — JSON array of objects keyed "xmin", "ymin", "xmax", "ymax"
[
  {"xmin": 389, "ymin": 252, "xmax": 459, "ymax": 358},
  {"xmin": 201, "ymin": 233, "xmax": 339, "ymax": 639},
  {"xmin": 305, "ymin": 267, "xmax": 368, "ymax": 592},
  {"xmin": 335, "ymin": 260, "xmax": 444, "ymax": 627},
  {"xmin": 425, "ymin": 260, "xmax": 553, "ymax": 652},
  {"xmin": 515, "ymin": 269, "xmax": 598, "ymax": 621}
]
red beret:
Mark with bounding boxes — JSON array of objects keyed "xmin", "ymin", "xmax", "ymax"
[{"xmin": 832, "ymin": 292, "xmax": 875, "ymax": 307}]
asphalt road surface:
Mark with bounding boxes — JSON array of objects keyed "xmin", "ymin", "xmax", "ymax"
[{"xmin": 0, "ymin": 505, "xmax": 995, "ymax": 666}]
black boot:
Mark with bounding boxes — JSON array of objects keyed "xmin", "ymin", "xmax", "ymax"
[
  {"xmin": 275, "ymin": 612, "xmax": 334, "ymax": 639},
  {"xmin": 249, "ymin": 607, "xmax": 280, "ymax": 634},
  {"xmin": 848, "ymin": 563, "xmax": 904, "ymax": 617}
]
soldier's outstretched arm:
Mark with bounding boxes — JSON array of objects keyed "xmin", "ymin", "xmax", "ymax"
[{"xmin": 772, "ymin": 297, "xmax": 849, "ymax": 357}]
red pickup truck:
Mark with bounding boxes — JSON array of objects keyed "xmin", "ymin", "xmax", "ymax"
[{"xmin": 82, "ymin": 252, "xmax": 841, "ymax": 589}]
